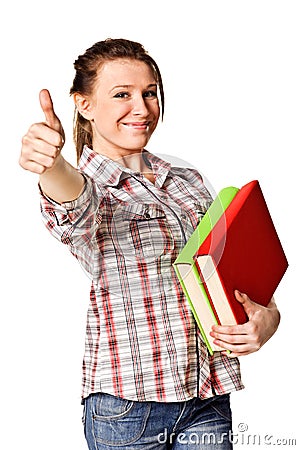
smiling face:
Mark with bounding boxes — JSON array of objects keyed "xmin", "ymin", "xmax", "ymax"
[{"xmin": 75, "ymin": 59, "xmax": 160, "ymax": 160}]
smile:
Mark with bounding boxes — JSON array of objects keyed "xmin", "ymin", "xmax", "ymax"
[{"xmin": 122, "ymin": 122, "xmax": 150, "ymax": 130}]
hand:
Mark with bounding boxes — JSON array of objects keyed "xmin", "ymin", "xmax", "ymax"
[
  {"xmin": 19, "ymin": 89, "xmax": 65, "ymax": 174},
  {"xmin": 210, "ymin": 290, "xmax": 280, "ymax": 357}
]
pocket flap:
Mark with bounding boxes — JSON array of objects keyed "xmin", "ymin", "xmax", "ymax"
[{"xmin": 122, "ymin": 203, "xmax": 166, "ymax": 221}]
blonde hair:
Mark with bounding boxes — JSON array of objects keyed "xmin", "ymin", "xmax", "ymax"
[{"xmin": 70, "ymin": 38, "xmax": 165, "ymax": 163}]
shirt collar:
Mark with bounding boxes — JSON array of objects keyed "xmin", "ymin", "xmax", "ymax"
[{"xmin": 78, "ymin": 145, "xmax": 172, "ymax": 188}]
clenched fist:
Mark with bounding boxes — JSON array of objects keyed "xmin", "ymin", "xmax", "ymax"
[
  {"xmin": 19, "ymin": 89, "xmax": 84, "ymax": 203},
  {"xmin": 19, "ymin": 89, "xmax": 65, "ymax": 174}
]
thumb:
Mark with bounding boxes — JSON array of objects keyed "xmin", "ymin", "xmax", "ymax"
[
  {"xmin": 234, "ymin": 290, "xmax": 257, "ymax": 319},
  {"xmin": 39, "ymin": 89, "xmax": 62, "ymax": 131}
]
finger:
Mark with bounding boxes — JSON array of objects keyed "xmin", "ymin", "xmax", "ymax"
[
  {"xmin": 21, "ymin": 136, "xmax": 60, "ymax": 168},
  {"xmin": 25, "ymin": 123, "xmax": 64, "ymax": 149},
  {"xmin": 222, "ymin": 350, "xmax": 252, "ymax": 358},
  {"xmin": 30, "ymin": 149, "xmax": 58, "ymax": 168},
  {"xmin": 22, "ymin": 131, "xmax": 61, "ymax": 159},
  {"xmin": 234, "ymin": 290, "xmax": 250, "ymax": 303},
  {"xmin": 32, "ymin": 136, "xmax": 62, "ymax": 157},
  {"xmin": 212, "ymin": 328, "xmax": 261, "ymax": 354},
  {"xmin": 234, "ymin": 290, "xmax": 260, "ymax": 320},
  {"xmin": 211, "ymin": 330, "xmax": 249, "ymax": 345},
  {"xmin": 223, "ymin": 341, "xmax": 258, "ymax": 357},
  {"xmin": 19, "ymin": 156, "xmax": 47, "ymax": 174},
  {"xmin": 20, "ymin": 149, "xmax": 55, "ymax": 171},
  {"xmin": 39, "ymin": 89, "xmax": 61, "ymax": 131},
  {"xmin": 214, "ymin": 338, "xmax": 254, "ymax": 355},
  {"xmin": 211, "ymin": 324, "xmax": 248, "ymax": 335}
]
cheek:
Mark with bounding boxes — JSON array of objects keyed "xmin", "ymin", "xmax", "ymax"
[
  {"xmin": 151, "ymin": 106, "xmax": 160, "ymax": 129},
  {"xmin": 150, "ymin": 101, "xmax": 160, "ymax": 121},
  {"xmin": 98, "ymin": 104, "xmax": 132, "ymax": 127},
  {"xmin": 92, "ymin": 109, "xmax": 115, "ymax": 131}
]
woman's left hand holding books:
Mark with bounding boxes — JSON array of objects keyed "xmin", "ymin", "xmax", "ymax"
[{"xmin": 210, "ymin": 291, "xmax": 280, "ymax": 357}]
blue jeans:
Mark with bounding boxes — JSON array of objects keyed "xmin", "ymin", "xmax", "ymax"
[{"xmin": 83, "ymin": 392, "xmax": 233, "ymax": 449}]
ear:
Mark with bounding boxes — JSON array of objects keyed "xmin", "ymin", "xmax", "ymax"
[{"xmin": 73, "ymin": 93, "xmax": 94, "ymax": 120}]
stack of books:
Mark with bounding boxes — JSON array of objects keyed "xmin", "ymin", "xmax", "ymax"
[{"xmin": 173, "ymin": 180, "xmax": 288, "ymax": 355}]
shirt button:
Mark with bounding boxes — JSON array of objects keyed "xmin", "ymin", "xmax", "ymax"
[
  {"xmin": 181, "ymin": 214, "xmax": 187, "ymax": 221},
  {"xmin": 144, "ymin": 206, "xmax": 150, "ymax": 219}
]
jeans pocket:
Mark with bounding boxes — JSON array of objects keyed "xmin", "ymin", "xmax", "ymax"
[
  {"xmin": 91, "ymin": 393, "xmax": 151, "ymax": 446},
  {"xmin": 211, "ymin": 394, "xmax": 232, "ymax": 422},
  {"xmin": 82, "ymin": 403, "xmax": 86, "ymax": 426}
]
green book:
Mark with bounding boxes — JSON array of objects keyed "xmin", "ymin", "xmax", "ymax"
[{"xmin": 173, "ymin": 186, "xmax": 239, "ymax": 355}]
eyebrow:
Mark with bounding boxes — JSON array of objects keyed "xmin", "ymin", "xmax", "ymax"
[{"xmin": 109, "ymin": 83, "xmax": 157, "ymax": 93}]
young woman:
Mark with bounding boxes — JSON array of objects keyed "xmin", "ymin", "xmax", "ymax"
[{"xmin": 19, "ymin": 38, "xmax": 280, "ymax": 449}]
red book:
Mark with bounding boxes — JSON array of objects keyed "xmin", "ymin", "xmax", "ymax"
[{"xmin": 195, "ymin": 180, "xmax": 288, "ymax": 325}]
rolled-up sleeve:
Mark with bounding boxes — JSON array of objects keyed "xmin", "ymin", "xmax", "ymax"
[{"xmin": 39, "ymin": 174, "xmax": 102, "ymax": 278}]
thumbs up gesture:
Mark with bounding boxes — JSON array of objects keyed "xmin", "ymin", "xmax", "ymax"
[{"xmin": 19, "ymin": 89, "xmax": 65, "ymax": 174}]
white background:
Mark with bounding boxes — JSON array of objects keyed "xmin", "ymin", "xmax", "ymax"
[{"xmin": 1, "ymin": 1, "xmax": 299, "ymax": 448}]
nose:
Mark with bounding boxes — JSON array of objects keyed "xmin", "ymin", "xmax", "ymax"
[{"xmin": 131, "ymin": 93, "xmax": 149, "ymax": 116}]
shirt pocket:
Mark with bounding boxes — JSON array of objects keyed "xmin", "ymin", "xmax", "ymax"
[
  {"xmin": 179, "ymin": 201, "xmax": 209, "ymax": 241},
  {"xmin": 193, "ymin": 201, "xmax": 208, "ymax": 222},
  {"xmin": 112, "ymin": 202, "xmax": 175, "ymax": 262}
]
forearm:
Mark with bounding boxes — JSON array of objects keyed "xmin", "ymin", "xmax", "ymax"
[{"xmin": 39, "ymin": 154, "xmax": 85, "ymax": 204}]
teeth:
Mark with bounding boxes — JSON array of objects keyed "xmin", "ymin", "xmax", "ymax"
[{"xmin": 123, "ymin": 122, "xmax": 149, "ymax": 127}]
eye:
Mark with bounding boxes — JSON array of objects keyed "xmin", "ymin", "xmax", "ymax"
[
  {"xmin": 143, "ymin": 90, "xmax": 157, "ymax": 98},
  {"xmin": 113, "ymin": 92, "xmax": 129, "ymax": 99}
]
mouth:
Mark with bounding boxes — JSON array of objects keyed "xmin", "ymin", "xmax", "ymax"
[{"xmin": 121, "ymin": 121, "xmax": 150, "ymax": 130}]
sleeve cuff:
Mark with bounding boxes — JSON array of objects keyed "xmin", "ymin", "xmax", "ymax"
[{"xmin": 39, "ymin": 173, "xmax": 93, "ymax": 226}]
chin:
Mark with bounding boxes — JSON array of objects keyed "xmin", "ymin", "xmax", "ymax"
[{"xmin": 122, "ymin": 137, "xmax": 151, "ymax": 151}]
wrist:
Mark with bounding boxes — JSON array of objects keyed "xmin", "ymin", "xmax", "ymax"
[
  {"xmin": 272, "ymin": 306, "xmax": 281, "ymax": 330},
  {"xmin": 39, "ymin": 154, "xmax": 84, "ymax": 204},
  {"xmin": 267, "ymin": 297, "xmax": 281, "ymax": 331},
  {"xmin": 39, "ymin": 154, "xmax": 65, "ymax": 183}
]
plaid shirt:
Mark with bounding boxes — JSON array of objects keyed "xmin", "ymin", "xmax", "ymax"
[{"xmin": 40, "ymin": 146, "xmax": 244, "ymax": 402}]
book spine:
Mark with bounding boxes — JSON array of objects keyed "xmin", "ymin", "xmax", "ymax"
[
  {"xmin": 194, "ymin": 258, "xmax": 221, "ymax": 325},
  {"xmin": 173, "ymin": 265, "xmax": 215, "ymax": 355},
  {"xmin": 196, "ymin": 255, "xmax": 248, "ymax": 325}
]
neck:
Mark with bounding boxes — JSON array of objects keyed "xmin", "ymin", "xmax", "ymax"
[
  {"xmin": 117, "ymin": 152, "xmax": 147, "ymax": 172},
  {"xmin": 117, "ymin": 151, "xmax": 155, "ymax": 184},
  {"xmin": 91, "ymin": 143, "xmax": 154, "ymax": 182}
]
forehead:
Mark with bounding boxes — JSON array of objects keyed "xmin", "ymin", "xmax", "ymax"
[{"xmin": 96, "ymin": 59, "xmax": 156, "ymax": 88}]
